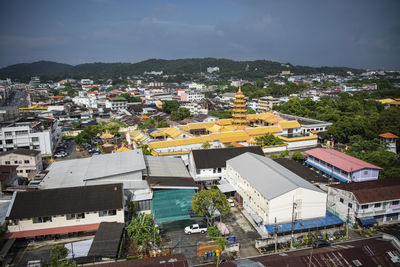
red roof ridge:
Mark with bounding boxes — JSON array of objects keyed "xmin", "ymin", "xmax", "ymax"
[
  {"xmin": 305, "ymin": 148, "xmax": 382, "ymax": 172},
  {"xmin": 379, "ymin": 132, "xmax": 399, "ymax": 139}
]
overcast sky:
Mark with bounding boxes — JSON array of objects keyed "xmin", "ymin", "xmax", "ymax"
[{"xmin": 0, "ymin": 0, "xmax": 399, "ymax": 69}]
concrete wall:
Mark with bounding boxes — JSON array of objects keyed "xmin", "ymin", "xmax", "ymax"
[
  {"xmin": 268, "ymin": 188, "xmax": 326, "ymax": 225},
  {"xmin": 8, "ymin": 209, "xmax": 124, "ymax": 233},
  {"xmin": 0, "ymin": 153, "xmax": 42, "ymax": 178}
]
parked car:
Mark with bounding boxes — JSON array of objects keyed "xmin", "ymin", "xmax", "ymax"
[
  {"xmin": 184, "ymin": 224, "xmax": 207, "ymax": 234},
  {"xmin": 227, "ymin": 199, "xmax": 234, "ymax": 207},
  {"xmin": 313, "ymin": 240, "xmax": 330, "ymax": 248}
]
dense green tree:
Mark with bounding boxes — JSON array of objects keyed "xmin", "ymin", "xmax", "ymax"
[
  {"xmin": 162, "ymin": 100, "xmax": 179, "ymax": 114},
  {"xmin": 119, "ymin": 93, "xmax": 142, "ymax": 103},
  {"xmin": 256, "ymin": 133, "xmax": 285, "ymax": 146},
  {"xmin": 126, "ymin": 213, "xmax": 161, "ymax": 253},
  {"xmin": 292, "ymin": 151, "xmax": 304, "ymax": 161},
  {"xmin": 170, "ymin": 108, "xmax": 191, "ymax": 121},
  {"xmin": 49, "ymin": 245, "xmax": 76, "ymax": 267},
  {"xmin": 137, "ymin": 118, "xmax": 156, "ymax": 130},
  {"xmin": 156, "ymin": 120, "xmax": 169, "ymax": 128},
  {"xmin": 192, "ymin": 188, "xmax": 231, "ymax": 226},
  {"xmin": 208, "ymin": 110, "xmax": 232, "ymax": 119}
]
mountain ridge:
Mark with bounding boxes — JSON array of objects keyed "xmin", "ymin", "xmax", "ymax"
[{"xmin": 0, "ymin": 58, "xmax": 364, "ymax": 80}]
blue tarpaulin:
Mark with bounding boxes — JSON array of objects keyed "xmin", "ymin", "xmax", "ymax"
[
  {"xmin": 358, "ymin": 216, "xmax": 377, "ymax": 226},
  {"xmin": 265, "ymin": 212, "xmax": 344, "ymax": 235}
]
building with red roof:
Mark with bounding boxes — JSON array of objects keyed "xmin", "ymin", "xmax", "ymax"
[
  {"xmin": 379, "ymin": 132, "xmax": 398, "ymax": 154},
  {"xmin": 305, "ymin": 148, "xmax": 381, "ymax": 182}
]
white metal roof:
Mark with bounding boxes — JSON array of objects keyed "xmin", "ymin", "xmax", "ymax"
[
  {"xmin": 145, "ymin": 156, "xmax": 191, "ymax": 177},
  {"xmin": 227, "ymin": 152, "xmax": 324, "ymax": 200}
]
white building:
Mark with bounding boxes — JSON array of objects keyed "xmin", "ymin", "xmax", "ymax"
[
  {"xmin": 207, "ymin": 67, "xmax": 220, "ymax": 73},
  {"xmin": 5, "ymin": 183, "xmax": 124, "ymax": 239},
  {"xmin": 328, "ymin": 179, "xmax": 400, "ymax": 225},
  {"xmin": 0, "ymin": 149, "xmax": 42, "ymax": 179},
  {"xmin": 225, "ymin": 152, "xmax": 327, "ymax": 225},
  {"xmin": 188, "ymin": 147, "xmax": 264, "ymax": 185},
  {"xmin": 258, "ymin": 97, "xmax": 280, "ymax": 112},
  {"xmin": 0, "ymin": 118, "xmax": 59, "ymax": 156},
  {"xmin": 105, "ymin": 97, "xmax": 128, "ymax": 111},
  {"xmin": 80, "ymin": 79, "xmax": 94, "ymax": 85},
  {"xmin": 180, "ymin": 91, "xmax": 205, "ymax": 102},
  {"xmin": 379, "ymin": 132, "xmax": 398, "ymax": 154},
  {"xmin": 180, "ymin": 102, "xmax": 208, "ymax": 115}
]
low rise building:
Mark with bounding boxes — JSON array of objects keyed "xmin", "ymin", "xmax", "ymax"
[
  {"xmin": 105, "ymin": 97, "xmax": 128, "ymax": 111},
  {"xmin": 258, "ymin": 97, "xmax": 280, "ymax": 112},
  {"xmin": 328, "ymin": 179, "xmax": 400, "ymax": 225},
  {"xmin": 5, "ymin": 183, "xmax": 124, "ymax": 239},
  {"xmin": 379, "ymin": 132, "xmax": 398, "ymax": 154},
  {"xmin": 188, "ymin": 146, "xmax": 264, "ymax": 185},
  {"xmin": 305, "ymin": 148, "xmax": 382, "ymax": 182},
  {"xmin": 225, "ymin": 152, "xmax": 327, "ymax": 225},
  {"xmin": 0, "ymin": 149, "xmax": 42, "ymax": 179},
  {"xmin": 0, "ymin": 117, "xmax": 59, "ymax": 156}
]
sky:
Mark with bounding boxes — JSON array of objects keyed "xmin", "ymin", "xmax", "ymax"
[{"xmin": 0, "ymin": 0, "xmax": 399, "ymax": 69}]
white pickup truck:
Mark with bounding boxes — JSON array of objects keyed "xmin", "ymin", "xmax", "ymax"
[{"xmin": 184, "ymin": 224, "xmax": 207, "ymax": 234}]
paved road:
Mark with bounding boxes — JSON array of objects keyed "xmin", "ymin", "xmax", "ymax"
[
  {"xmin": 161, "ymin": 219, "xmax": 209, "ymax": 266},
  {"xmin": 224, "ymin": 206, "xmax": 261, "ymax": 258}
]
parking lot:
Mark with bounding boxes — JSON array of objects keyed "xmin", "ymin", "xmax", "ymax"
[
  {"xmin": 159, "ymin": 204, "xmax": 261, "ymax": 265},
  {"xmin": 161, "ymin": 218, "xmax": 209, "ymax": 266}
]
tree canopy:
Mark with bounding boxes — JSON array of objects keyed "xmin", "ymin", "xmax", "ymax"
[
  {"xmin": 256, "ymin": 133, "xmax": 285, "ymax": 146},
  {"xmin": 170, "ymin": 107, "xmax": 191, "ymax": 121},
  {"xmin": 162, "ymin": 100, "xmax": 179, "ymax": 114},
  {"xmin": 192, "ymin": 188, "xmax": 231, "ymax": 226}
]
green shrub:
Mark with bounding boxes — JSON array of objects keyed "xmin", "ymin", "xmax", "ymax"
[{"xmin": 279, "ymin": 150, "xmax": 289, "ymax": 158}]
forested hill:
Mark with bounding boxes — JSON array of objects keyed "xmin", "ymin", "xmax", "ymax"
[{"xmin": 0, "ymin": 58, "xmax": 364, "ymax": 80}]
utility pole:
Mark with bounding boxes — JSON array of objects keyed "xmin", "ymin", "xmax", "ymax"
[
  {"xmin": 346, "ymin": 207, "xmax": 350, "ymax": 239},
  {"xmin": 290, "ymin": 199, "xmax": 297, "ymax": 249},
  {"xmin": 274, "ymin": 217, "xmax": 277, "ymax": 253}
]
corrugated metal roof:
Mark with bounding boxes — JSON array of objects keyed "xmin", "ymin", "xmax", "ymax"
[
  {"xmin": 227, "ymin": 152, "xmax": 324, "ymax": 200},
  {"xmin": 305, "ymin": 148, "xmax": 382, "ymax": 172},
  {"xmin": 145, "ymin": 156, "xmax": 190, "ymax": 177},
  {"xmin": 329, "ymin": 179, "xmax": 400, "ymax": 204},
  {"xmin": 84, "ymin": 150, "xmax": 145, "ymax": 181}
]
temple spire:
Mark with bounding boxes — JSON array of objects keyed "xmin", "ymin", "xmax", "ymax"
[{"xmin": 232, "ymin": 82, "xmax": 247, "ymax": 126}]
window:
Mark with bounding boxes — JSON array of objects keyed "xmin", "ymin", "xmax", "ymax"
[
  {"xmin": 217, "ymin": 168, "xmax": 221, "ymax": 173},
  {"xmin": 361, "ymin": 205, "xmax": 368, "ymax": 209},
  {"xmin": 5, "ymin": 161, "xmax": 10, "ymax": 165},
  {"xmin": 24, "ymin": 160, "xmax": 30, "ymax": 164},
  {"xmin": 374, "ymin": 203, "xmax": 381, "ymax": 208},
  {"xmin": 364, "ymin": 171, "xmax": 369, "ymax": 175},
  {"xmin": 31, "ymin": 137, "xmax": 39, "ymax": 142},
  {"xmin": 196, "ymin": 169, "xmax": 200, "ymax": 175},
  {"xmin": 66, "ymin": 214, "xmax": 76, "ymax": 220},
  {"xmin": 99, "ymin": 210, "xmax": 107, "ymax": 217},
  {"xmin": 108, "ymin": 209, "xmax": 116, "ymax": 216},
  {"xmin": 14, "ymin": 161, "xmax": 18, "ymax": 164},
  {"xmin": 392, "ymin": 201, "xmax": 400, "ymax": 205},
  {"xmin": 340, "ymin": 198, "xmax": 344, "ymax": 203},
  {"xmin": 33, "ymin": 216, "xmax": 52, "ymax": 223},
  {"xmin": 77, "ymin": 213, "xmax": 85, "ymax": 219},
  {"xmin": 4, "ymin": 132, "xmax": 12, "ymax": 137},
  {"xmin": 348, "ymin": 203, "xmax": 352, "ymax": 208},
  {"xmin": 5, "ymin": 140, "xmax": 13, "ymax": 144},
  {"xmin": 26, "ymin": 170, "xmax": 31, "ymax": 173}
]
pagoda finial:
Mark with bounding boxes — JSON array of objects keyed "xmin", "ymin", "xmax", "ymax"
[{"xmin": 238, "ymin": 82, "xmax": 242, "ymax": 93}]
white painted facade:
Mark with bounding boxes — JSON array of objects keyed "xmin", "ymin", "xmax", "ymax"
[
  {"xmin": 8, "ymin": 209, "xmax": 124, "ymax": 233},
  {"xmin": 188, "ymin": 152, "xmax": 224, "ymax": 182},
  {"xmin": 0, "ymin": 123, "xmax": 57, "ymax": 156},
  {"xmin": 225, "ymin": 161, "xmax": 326, "ymax": 225}
]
